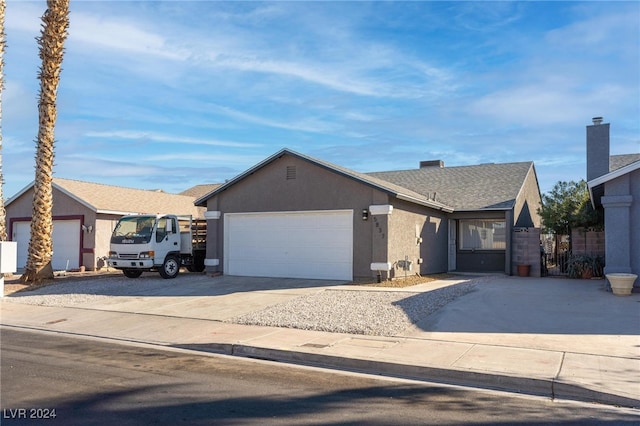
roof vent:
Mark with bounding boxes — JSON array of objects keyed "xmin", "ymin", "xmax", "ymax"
[
  {"xmin": 592, "ymin": 116, "xmax": 603, "ymax": 125},
  {"xmin": 420, "ymin": 160, "xmax": 444, "ymax": 168},
  {"xmin": 286, "ymin": 165, "xmax": 297, "ymax": 180}
]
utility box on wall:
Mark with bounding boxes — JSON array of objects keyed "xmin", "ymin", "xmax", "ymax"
[{"xmin": 0, "ymin": 241, "xmax": 17, "ymax": 274}]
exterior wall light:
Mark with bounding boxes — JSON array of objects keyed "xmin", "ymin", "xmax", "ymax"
[{"xmin": 362, "ymin": 209, "xmax": 369, "ymax": 220}]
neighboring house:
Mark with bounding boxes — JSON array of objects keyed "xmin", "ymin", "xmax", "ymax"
[
  {"xmin": 586, "ymin": 118, "xmax": 640, "ymax": 287},
  {"xmin": 6, "ymin": 178, "xmax": 206, "ymax": 272},
  {"xmin": 195, "ymin": 149, "xmax": 542, "ymax": 281},
  {"xmin": 180, "ymin": 183, "xmax": 222, "ymax": 199}
]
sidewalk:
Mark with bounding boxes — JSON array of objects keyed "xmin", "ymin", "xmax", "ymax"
[{"xmin": 1, "ymin": 274, "xmax": 639, "ymax": 408}]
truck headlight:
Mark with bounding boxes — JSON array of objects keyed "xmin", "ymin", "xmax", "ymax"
[
  {"xmin": 108, "ymin": 251, "xmax": 118, "ymax": 258},
  {"xmin": 139, "ymin": 251, "xmax": 155, "ymax": 259}
]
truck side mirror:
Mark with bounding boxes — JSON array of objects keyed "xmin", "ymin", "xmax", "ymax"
[{"xmin": 166, "ymin": 219, "xmax": 173, "ymax": 233}]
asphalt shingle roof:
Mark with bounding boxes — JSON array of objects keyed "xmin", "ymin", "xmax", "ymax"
[
  {"xmin": 610, "ymin": 154, "xmax": 640, "ymax": 171},
  {"xmin": 52, "ymin": 178, "xmax": 204, "ymax": 217},
  {"xmin": 368, "ymin": 162, "xmax": 535, "ymax": 210},
  {"xmin": 179, "ymin": 184, "xmax": 222, "ymax": 199}
]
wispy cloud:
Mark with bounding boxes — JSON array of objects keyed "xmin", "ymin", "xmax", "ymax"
[
  {"xmin": 84, "ymin": 130, "xmax": 261, "ymax": 149},
  {"xmin": 5, "ymin": 1, "xmax": 41, "ymax": 33},
  {"xmin": 68, "ymin": 11, "xmax": 190, "ymax": 61}
]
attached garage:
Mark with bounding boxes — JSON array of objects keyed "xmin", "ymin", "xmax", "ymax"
[
  {"xmin": 224, "ymin": 210, "xmax": 353, "ymax": 280},
  {"xmin": 13, "ymin": 219, "xmax": 81, "ymax": 271}
]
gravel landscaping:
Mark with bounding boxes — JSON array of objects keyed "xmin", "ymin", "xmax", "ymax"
[
  {"xmin": 228, "ymin": 280, "xmax": 479, "ymax": 336},
  {"xmin": 2, "ymin": 273, "xmax": 198, "ymax": 306}
]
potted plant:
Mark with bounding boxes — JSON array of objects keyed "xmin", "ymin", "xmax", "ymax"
[
  {"xmin": 517, "ymin": 264, "xmax": 531, "ymax": 277},
  {"xmin": 566, "ymin": 254, "xmax": 583, "ymax": 278},
  {"xmin": 567, "ymin": 254, "xmax": 599, "ymax": 279}
]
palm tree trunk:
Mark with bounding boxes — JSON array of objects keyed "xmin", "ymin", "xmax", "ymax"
[
  {"xmin": 20, "ymin": 0, "xmax": 69, "ymax": 284},
  {"xmin": 0, "ymin": 0, "xmax": 7, "ymax": 243}
]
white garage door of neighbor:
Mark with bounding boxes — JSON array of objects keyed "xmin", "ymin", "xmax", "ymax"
[
  {"xmin": 13, "ymin": 220, "xmax": 81, "ymax": 271},
  {"xmin": 225, "ymin": 210, "xmax": 353, "ymax": 280}
]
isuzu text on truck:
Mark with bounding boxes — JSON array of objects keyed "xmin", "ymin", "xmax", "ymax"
[{"xmin": 108, "ymin": 214, "xmax": 206, "ymax": 279}]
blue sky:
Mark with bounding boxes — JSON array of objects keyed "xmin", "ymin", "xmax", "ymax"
[{"xmin": 3, "ymin": 1, "xmax": 639, "ymax": 199}]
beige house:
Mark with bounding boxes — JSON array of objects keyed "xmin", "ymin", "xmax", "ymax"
[
  {"xmin": 6, "ymin": 178, "xmax": 211, "ymax": 271},
  {"xmin": 196, "ymin": 149, "xmax": 542, "ymax": 281}
]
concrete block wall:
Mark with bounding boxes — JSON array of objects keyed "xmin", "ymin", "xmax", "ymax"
[
  {"xmin": 571, "ymin": 228, "xmax": 605, "ymax": 257},
  {"xmin": 512, "ymin": 227, "xmax": 541, "ymax": 277}
]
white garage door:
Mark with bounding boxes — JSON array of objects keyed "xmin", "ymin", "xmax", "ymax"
[
  {"xmin": 225, "ymin": 210, "xmax": 353, "ymax": 280},
  {"xmin": 13, "ymin": 219, "xmax": 81, "ymax": 271}
]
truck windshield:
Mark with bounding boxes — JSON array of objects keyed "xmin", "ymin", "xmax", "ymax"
[{"xmin": 111, "ymin": 216, "xmax": 156, "ymax": 244}]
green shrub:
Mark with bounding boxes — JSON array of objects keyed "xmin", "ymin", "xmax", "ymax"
[{"xmin": 567, "ymin": 254, "xmax": 605, "ymax": 279}]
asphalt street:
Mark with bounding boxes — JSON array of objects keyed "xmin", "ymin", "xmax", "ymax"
[{"xmin": 2, "ymin": 328, "xmax": 639, "ymax": 425}]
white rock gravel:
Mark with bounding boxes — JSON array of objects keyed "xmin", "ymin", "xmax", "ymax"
[
  {"xmin": 228, "ymin": 281, "xmax": 477, "ymax": 336},
  {"xmin": 3, "ymin": 276, "xmax": 179, "ymax": 307}
]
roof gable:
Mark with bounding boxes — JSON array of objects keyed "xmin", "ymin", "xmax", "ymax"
[{"xmin": 195, "ymin": 149, "xmax": 454, "ymax": 212}]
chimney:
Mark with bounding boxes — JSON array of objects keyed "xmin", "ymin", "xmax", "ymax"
[
  {"xmin": 586, "ymin": 117, "xmax": 610, "ymax": 181},
  {"xmin": 420, "ymin": 160, "xmax": 444, "ymax": 168}
]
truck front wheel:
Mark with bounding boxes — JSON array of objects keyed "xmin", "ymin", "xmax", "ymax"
[
  {"xmin": 123, "ymin": 269, "xmax": 143, "ymax": 278},
  {"xmin": 159, "ymin": 256, "xmax": 180, "ymax": 279}
]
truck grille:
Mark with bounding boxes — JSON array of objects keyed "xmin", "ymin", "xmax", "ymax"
[{"xmin": 118, "ymin": 253, "xmax": 139, "ymax": 260}]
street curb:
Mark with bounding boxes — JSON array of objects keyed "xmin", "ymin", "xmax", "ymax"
[{"xmin": 171, "ymin": 341, "xmax": 640, "ymax": 409}]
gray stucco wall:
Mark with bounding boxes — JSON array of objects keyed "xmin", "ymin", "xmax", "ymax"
[
  {"xmin": 602, "ymin": 168, "xmax": 639, "ymax": 281},
  {"xmin": 387, "ymin": 199, "xmax": 448, "ymax": 276},
  {"xmin": 632, "ymin": 168, "xmax": 639, "ymax": 277},
  {"xmin": 205, "ymin": 154, "xmax": 390, "ymax": 278}
]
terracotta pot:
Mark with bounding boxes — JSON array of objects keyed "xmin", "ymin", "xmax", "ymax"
[
  {"xmin": 606, "ymin": 273, "xmax": 637, "ymax": 296},
  {"xmin": 517, "ymin": 264, "xmax": 530, "ymax": 277}
]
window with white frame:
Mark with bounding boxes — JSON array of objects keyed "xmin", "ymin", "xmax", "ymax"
[{"xmin": 459, "ymin": 219, "xmax": 506, "ymax": 250}]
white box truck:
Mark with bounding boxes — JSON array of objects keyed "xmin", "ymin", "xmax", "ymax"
[{"xmin": 108, "ymin": 214, "xmax": 206, "ymax": 279}]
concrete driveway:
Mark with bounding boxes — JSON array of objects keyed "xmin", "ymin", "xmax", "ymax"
[{"xmin": 402, "ymin": 276, "xmax": 640, "ymax": 358}]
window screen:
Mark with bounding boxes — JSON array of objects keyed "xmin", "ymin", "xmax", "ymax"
[{"xmin": 459, "ymin": 219, "xmax": 506, "ymax": 250}]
